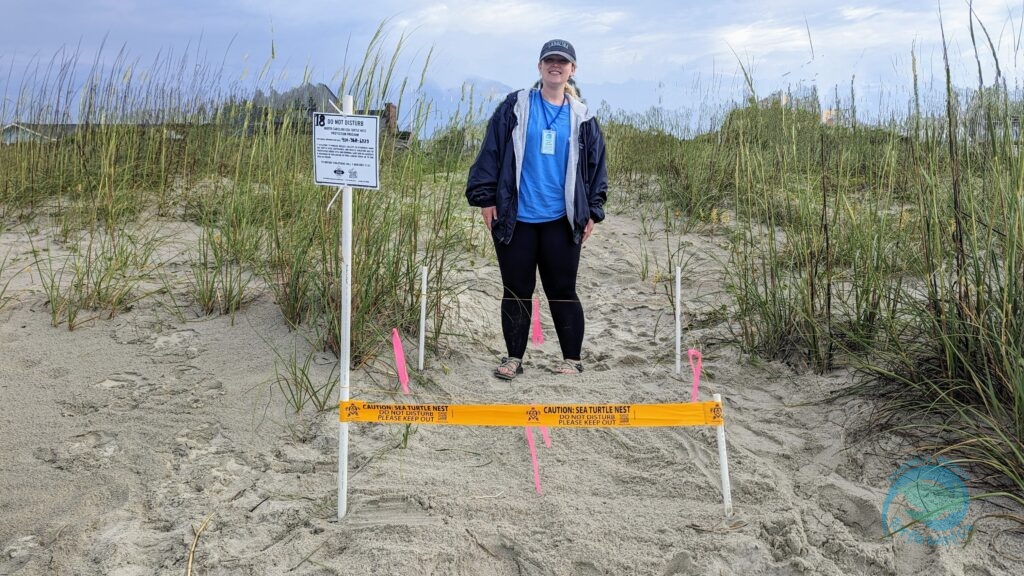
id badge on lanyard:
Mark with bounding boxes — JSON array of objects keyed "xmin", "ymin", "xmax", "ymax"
[
  {"xmin": 539, "ymin": 93, "xmax": 566, "ymax": 156},
  {"xmin": 541, "ymin": 130, "xmax": 557, "ymax": 155}
]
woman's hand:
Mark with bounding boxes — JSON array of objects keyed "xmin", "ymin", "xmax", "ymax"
[
  {"xmin": 583, "ymin": 218, "xmax": 595, "ymax": 244},
  {"xmin": 481, "ymin": 206, "xmax": 497, "ymax": 230}
]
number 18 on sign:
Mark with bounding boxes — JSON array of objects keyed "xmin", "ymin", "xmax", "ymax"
[{"xmin": 313, "ymin": 112, "xmax": 380, "ymax": 189}]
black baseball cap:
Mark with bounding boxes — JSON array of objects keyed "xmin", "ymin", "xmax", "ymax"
[{"xmin": 539, "ymin": 39, "xmax": 576, "ymax": 64}]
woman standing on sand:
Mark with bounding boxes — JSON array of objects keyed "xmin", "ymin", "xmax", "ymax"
[{"xmin": 466, "ymin": 39, "xmax": 608, "ymax": 380}]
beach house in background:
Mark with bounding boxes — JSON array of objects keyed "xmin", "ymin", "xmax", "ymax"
[
  {"xmin": 1, "ymin": 122, "xmax": 190, "ymax": 145},
  {"xmin": 1, "ymin": 123, "xmax": 77, "ymax": 145},
  {"xmin": 4, "ymin": 83, "xmax": 404, "ymax": 145},
  {"xmin": 242, "ymin": 83, "xmax": 401, "ymax": 140}
]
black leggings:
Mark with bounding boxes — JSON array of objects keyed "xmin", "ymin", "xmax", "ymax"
[{"xmin": 494, "ymin": 218, "xmax": 583, "ymax": 360}]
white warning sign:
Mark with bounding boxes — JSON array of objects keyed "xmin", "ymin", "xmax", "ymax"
[{"xmin": 313, "ymin": 112, "xmax": 379, "ymax": 189}]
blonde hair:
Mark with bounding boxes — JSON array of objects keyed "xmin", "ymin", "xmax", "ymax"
[{"xmin": 534, "ymin": 77, "xmax": 580, "ymax": 100}]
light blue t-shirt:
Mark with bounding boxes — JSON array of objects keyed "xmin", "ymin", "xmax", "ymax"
[{"xmin": 518, "ymin": 90, "xmax": 570, "ymax": 223}]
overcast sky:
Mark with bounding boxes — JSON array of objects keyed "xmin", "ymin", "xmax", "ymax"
[{"xmin": 2, "ymin": 1, "xmax": 1022, "ymax": 123}]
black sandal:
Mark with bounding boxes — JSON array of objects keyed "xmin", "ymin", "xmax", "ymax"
[
  {"xmin": 554, "ymin": 359, "xmax": 584, "ymax": 375},
  {"xmin": 494, "ymin": 357, "xmax": 524, "ymax": 380}
]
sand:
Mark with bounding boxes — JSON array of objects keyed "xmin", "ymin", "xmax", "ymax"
[{"xmin": 1, "ymin": 206, "xmax": 1022, "ymax": 576}]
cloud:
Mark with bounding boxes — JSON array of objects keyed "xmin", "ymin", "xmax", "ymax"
[
  {"xmin": 228, "ymin": 0, "xmax": 377, "ymax": 26},
  {"xmin": 403, "ymin": 1, "xmax": 574, "ymax": 35},
  {"xmin": 839, "ymin": 6, "xmax": 885, "ymax": 21},
  {"xmin": 682, "ymin": 2, "xmax": 1018, "ymax": 90},
  {"xmin": 719, "ymin": 21, "xmax": 811, "ymax": 55},
  {"xmin": 3, "ymin": 0, "xmax": 1022, "ymax": 115},
  {"xmin": 579, "ymin": 10, "xmax": 629, "ymax": 33}
]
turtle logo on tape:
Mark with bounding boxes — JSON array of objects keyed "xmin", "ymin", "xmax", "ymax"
[
  {"xmin": 711, "ymin": 405, "xmax": 723, "ymax": 420},
  {"xmin": 346, "ymin": 404, "xmax": 360, "ymax": 419},
  {"xmin": 882, "ymin": 456, "xmax": 971, "ymax": 547},
  {"xmin": 526, "ymin": 407, "xmax": 540, "ymax": 422}
]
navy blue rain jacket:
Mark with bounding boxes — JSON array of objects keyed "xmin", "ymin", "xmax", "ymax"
[{"xmin": 465, "ymin": 90, "xmax": 608, "ymax": 245}]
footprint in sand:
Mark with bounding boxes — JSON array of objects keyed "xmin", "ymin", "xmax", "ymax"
[
  {"xmin": 111, "ymin": 315, "xmax": 163, "ymax": 345},
  {"xmin": 96, "ymin": 371, "xmax": 148, "ymax": 390},
  {"xmin": 69, "ymin": 430, "xmax": 119, "ymax": 458},
  {"xmin": 57, "ymin": 399, "xmax": 100, "ymax": 417},
  {"xmin": 0, "ymin": 535, "xmax": 41, "ymax": 573},
  {"xmin": 169, "ymin": 365, "xmax": 226, "ymax": 409},
  {"xmin": 816, "ymin": 482, "xmax": 885, "ymax": 540},
  {"xmin": 459, "ymin": 531, "xmax": 542, "ymax": 573},
  {"xmin": 175, "ymin": 365, "xmax": 225, "ymax": 395},
  {"xmin": 33, "ymin": 430, "xmax": 119, "ymax": 471},
  {"xmin": 347, "ymin": 494, "xmax": 440, "ymax": 528},
  {"xmin": 617, "ymin": 353, "xmax": 648, "ymax": 366},
  {"xmin": 149, "ymin": 329, "xmax": 201, "ymax": 359},
  {"xmin": 662, "ymin": 551, "xmax": 699, "ymax": 576},
  {"xmin": 760, "ymin": 514, "xmax": 810, "ymax": 562},
  {"xmin": 172, "ymin": 422, "xmax": 228, "ymax": 462},
  {"xmin": 95, "ymin": 372, "xmax": 151, "ymax": 411}
]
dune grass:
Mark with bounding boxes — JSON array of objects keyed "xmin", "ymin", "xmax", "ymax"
[
  {"xmin": 2, "ymin": 17, "xmax": 1023, "ymax": 505},
  {"xmin": 598, "ymin": 26, "xmax": 1024, "ymax": 505},
  {"xmin": 0, "ymin": 249, "xmax": 20, "ymax": 312},
  {"xmin": 0, "ymin": 26, "xmax": 474, "ymax": 411}
]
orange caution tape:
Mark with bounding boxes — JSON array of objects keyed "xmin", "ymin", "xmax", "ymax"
[{"xmin": 339, "ymin": 400, "xmax": 724, "ymax": 428}]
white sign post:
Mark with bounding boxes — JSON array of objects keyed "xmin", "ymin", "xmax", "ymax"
[
  {"xmin": 314, "ymin": 96, "xmax": 380, "ymax": 520},
  {"xmin": 675, "ymin": 266, "xmax": 682, "ymax": 375},
  {"xmin": 714, "ymin": 393, "xmax": 734, "ymax": 517}
]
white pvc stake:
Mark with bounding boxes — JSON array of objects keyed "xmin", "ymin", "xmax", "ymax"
[
  {"xmin": 675, "ymin": 266, "xmax": 682, "ymax": 375},
  {"xmin": 338, "ymin": 94, "xmax": 354, "ymax": 520},
  {"xmin": 418, "ymin": 266, "xmax": 427, "ymax": 371},
  {"xmin": 713, "ymin": 393, "xmax": 733, "ymax": 517}
]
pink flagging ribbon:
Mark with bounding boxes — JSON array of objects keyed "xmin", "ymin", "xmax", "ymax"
[
  {"xmin": 531, "ymin": 298, "xmax": 544, "ymax": 347},
  {"xmin": 525, "ymin": 427, "xmax": 543, "ymax": 494},
  {"xmin": 540, "ymin": 426, "xmax": 552, "ymax": 448},
  {"xmin": 688, "ymin": 349, "xmax": 702, "ymax": 402},
  {"xmin": 392, "ymin": 328, "xmax": 410, "ymax": 394}
]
